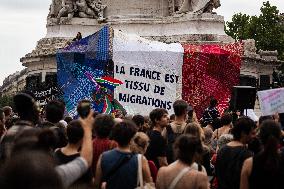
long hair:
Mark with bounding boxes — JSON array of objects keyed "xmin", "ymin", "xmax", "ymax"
[{"xmin": 259, "ymin": 120, "xmax": 281, "ymax": 172}]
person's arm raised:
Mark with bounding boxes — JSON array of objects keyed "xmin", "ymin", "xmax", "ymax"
[{"xmin": 79, "ymin": 110, "xmax": 95, "ymax": 167}]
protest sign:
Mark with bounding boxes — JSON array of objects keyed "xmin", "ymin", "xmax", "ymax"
[{"xmin": 258, "ymin": 88, "xmax": 284, "ymax": 116}]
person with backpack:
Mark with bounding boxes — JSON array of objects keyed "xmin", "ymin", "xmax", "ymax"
[{"xmin": 162, "ymin": 100, "xmax": 189, "ymax": 164}]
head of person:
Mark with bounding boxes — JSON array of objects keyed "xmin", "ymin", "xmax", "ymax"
[
  {"xmin": 259, "ymin": 120, "xmax": 281, "ymax": 153},
  {"xmin": 258, "ymin": 115, "xmax": 273, "ymax": 126},
  {"xmin": 45, "ymin": 100, "xmax": 65, "ymax": 124},
  {"xmin": 94, "ymin": 114, "xmax": 115, "ymax": 138},
  {"xmin": 185, "ymin": 122, "xmax": 204, "ymax": 141},
  {"xmin": 174, "ymin": 135, "xmax": 203, "ymax": 165},
  {"xmin": 0, "ymin": 151, "xmax": 63, "ymax": 189},
  {"xmin": 169, "ymin": 114, "xmax": 175, "ymax": 123},
  {"xmin": 111, "ymin": 120, "xmax": 137, "ymax": 147},
  {"xmin": 149, "ymin": 108, "xmax": 169, "ymax": 129},
  {"xmin": 220, "ymin": 113, "xmax": 232, "ymax": 126},
  {"xmin": 203, "ymin": 127, "xmax": 213, "ymax": 145},
  {"xmin": 231, "ymin": 116, "xmax": 256, "ymax": 144},
  {"xmin": 209, "ymin": 98, "xmax": 218, "ymax": 108},
  {"xmin": 2, "ymin": 106, "xmax": 12, "ymax": 118},
  {"xmin": 66, "ymin": 120, "xmax": 84, "ymax": 145},
  {"xmin": 64, "ymin": 116, "xmax": 73, "ymax": 124},
  {"xmin": 173, "ymin": 100, "xmax": 189, "ymax": 118},
  {"xmin": 132, "ymin": 115, "xmax": 145, "ymax": 130},
  {"xmin": 217, "ymin": 134, "xmax": 233, "ymax": 151},
  {"xmin": 130, "ymin": 132, "xmax": 150, "ymax": 154},
  {"xmin": 13, "ymin": 92, "xmax": 39, "ymax": 125}
]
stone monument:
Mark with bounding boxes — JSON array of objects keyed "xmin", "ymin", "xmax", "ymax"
[{"xmin": 16, "ymin": 0, "xmax": 281, "ymax": 98}]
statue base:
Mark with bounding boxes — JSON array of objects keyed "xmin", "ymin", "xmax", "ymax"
[{"xmin": 46, "ymin": 13, "xmax": 233, "ymax": 43}]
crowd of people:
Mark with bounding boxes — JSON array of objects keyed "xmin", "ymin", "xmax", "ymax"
[{"xmin": 0, "ymin": 91, "xmax": 284, "ymax": 189}]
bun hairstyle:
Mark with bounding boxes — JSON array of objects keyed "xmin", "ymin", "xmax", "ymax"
[{"xmin": 130, "ymin": 132, "xmax": 149, "ymax": 154}]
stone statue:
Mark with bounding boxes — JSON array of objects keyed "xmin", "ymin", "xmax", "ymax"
[
  {"xmin": 88, "ymin": 0, "xmax": 107, "ymax": 21},
  {"xmin": 48, "ymin": 0, "xmax": 107, "ymax": 22},
  {"xmin": 57, "ymin": 0, "xmax": 77, "ymax": 19},
  {"xmin": 177, "ymin": 0, "xmax": 220, "ymax": 14},
  {"xmin": 76, "ymin": 0, "xmax": 96, "ymax": 18}
]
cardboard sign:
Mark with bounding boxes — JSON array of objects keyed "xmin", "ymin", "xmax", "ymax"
[{"xmin": 258, "ymin": 88, "xmax": 284, "ymax": 116}]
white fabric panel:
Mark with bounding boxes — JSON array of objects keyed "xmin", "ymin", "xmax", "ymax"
[{"xmin": 113, "ymin": 30, "xmax": 184, "ymax": 116}]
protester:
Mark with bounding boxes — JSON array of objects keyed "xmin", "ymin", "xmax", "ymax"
[
  {"xmin": 185, "ymin": 122, "xmax": 212, "ymax": 175},
  {"xmin": 215, "ymin": 117, "xmax": 255, "ymax": 189},
  {"xmin": 94, "ymin": 120, "xmax": 152, "ymax": 189},
  {"xmin": 132, "ymin": 114, "xmax": 146, "ymax": 132},
  {"xmin": 92, "ymin": 114, "xmax": 117, "ymax": 175},
  {"xmin": 54, "ymin": 120, "xmax": 93, "ymax": 188},
  {"xmin": 0, "ymin": 92, "xmax": 39, "ymax": 162},
  {"xmin": 201, "ymin": 98, "xmax": 220, "ymax": 128},
  {"xmin": 156, "ymin": 135, "xmax": 209, "ymax": 189},
  {"xmin": 145, "ymin": 108, "xmax": 169, "ymax": 168},
  {"xmin": 130, "ymin": 132, "xmax": 158, "ymax": 182},
  {"xmin": 163, "ymin": 100, "xmax": 189, "ymax": 164},
  {"xmin": 240, "ymin": 120, "xmax": 284, "ymax": 189},
  {"xmin": 212, "ymin": 113, "xmax": 232, "ymax": 140}
]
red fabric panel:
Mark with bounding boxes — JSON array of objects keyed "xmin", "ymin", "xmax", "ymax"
[{"xmin": 182, "ymin": 43, "xmax": 244, "ymax": 118}]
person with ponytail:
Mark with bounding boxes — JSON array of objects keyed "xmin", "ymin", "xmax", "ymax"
[{"xmin": 240, "ymin": 120, "xmax": 284, "ymax": 189}]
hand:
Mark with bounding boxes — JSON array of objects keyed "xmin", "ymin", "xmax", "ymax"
[{"xmin": 80, "ymin": 110, "xmax": 95, "ymax": 131}]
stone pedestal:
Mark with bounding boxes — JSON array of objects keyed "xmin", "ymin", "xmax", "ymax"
[{"xmin": 46, "ymin": 13, "xmax": 233, "ymax": 43}]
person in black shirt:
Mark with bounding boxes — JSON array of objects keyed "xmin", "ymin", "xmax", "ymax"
[
  {"xmin": 145, "ymin": 108, "xmax": 169, "ymax": 168},
  {"xmin": 241, "ymin": 120, "xmax": 284, "ymax": 189},
  {"xmin": 216, "ymin": 117, "xmax": 255, "ymax": 189}
]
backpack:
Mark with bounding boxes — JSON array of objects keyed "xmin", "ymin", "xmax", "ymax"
[{"xmin": 165, "ymin": 123, "xmax": 187, "ymax": 164}]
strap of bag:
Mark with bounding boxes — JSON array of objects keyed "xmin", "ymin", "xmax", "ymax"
[
  {"xmin": 168, "ymin": 167, "xmax": 190, "ymax": 189},
  {"xmin": 137, "ymin": 154, "xmax": 144, "ymax": 189},
  {"xmin": 105, "ymin": 153, "xmax": 134, "ymax": 181}
]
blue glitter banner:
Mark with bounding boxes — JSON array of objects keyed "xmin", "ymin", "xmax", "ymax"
[{"xmin": 56, "ymin": 26, "xmax": 113, "ymax": 117}]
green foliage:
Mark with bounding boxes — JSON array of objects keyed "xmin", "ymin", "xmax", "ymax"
[
  {"xmin": 225, "ymin": 1, "xmax": 284, "ymax": 60},
  {"xmin": 0, "ymin": 95, "xmax": 14, "ymax": 109}
]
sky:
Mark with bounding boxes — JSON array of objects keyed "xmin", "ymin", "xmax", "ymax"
[{"xmin": 0, "ymin": 0, "xmax": 283, "ymax": 85}]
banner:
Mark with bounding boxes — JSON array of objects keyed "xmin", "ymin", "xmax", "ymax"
[
  {"xmin": 113, "ymin": 30, "xmax": 184, "ymax": 115},
  {"xmin": 258, "ymin": 88, "xmax": 284, "ymax": 116}
]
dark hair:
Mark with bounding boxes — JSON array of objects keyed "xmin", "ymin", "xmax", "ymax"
[
  {"xmin": 259, "ymin": 120, "xmax": 282, "ymax": 172},
  {"xmin": 67, "ymin": 120, "xmax": 84, "ymax": 144},
  {"xmin": 94, "ymin": 114, "xmax": 115, "ymax": 138},
  {"xmin": 64, "ymin": 116, "xmax": 73, "ymax": 124},
  {"xmin": 0, "ymin": 151, "xmax": 63, "ymax": 189},
  {"xmin": 258, "ymin": 115, "xmax": 273, "ymax": 126},
  {"xmin": 149, "ymin": 108, "xmax": 168, "ymax": 125},
  {"xmin": 111, "ymin": 120, "xmax": 137, "ymax": 147},
  {"xmin": 174, "ymin": 135, "xmax": 203, "ymax": 165},
  {"xmin": 220, "ymin": 113, "xmax": 232, "ymax": 126},
  {"xmin": 231, "ymin": 117, "xmax": 255, "ymax": 140},
  {"xmin": 13, "ymin": 92, "xmax": 39, "ymax": 124},
  {"xmin": 0, "ymin": 109, "xmax": 4, "ymax": 123},
  {"xmin": 209, "ymin": 98, "xmax": 218, "ymax": 108},
  {"xmin": 170, "ymin": 114, "xmax": 175, "ymax": 121},
  {"xmin": 173, "ymin": 100, "xmax": 189, "ymax": 116},
  {"xmin": 132, "ymin": 115, "xmax": 145, "ymax": 128},
  {"xmin": 12, "ymin": 128, "xmax": 59, "ymax": 155},
  {"xmin": 45, "ymin": 100, "xmax": 65, "ymax": 123}
]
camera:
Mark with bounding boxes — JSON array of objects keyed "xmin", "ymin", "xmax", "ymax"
[{"xmin": 77, "ymin": 100, "xmax": 91, "ymax": 118}]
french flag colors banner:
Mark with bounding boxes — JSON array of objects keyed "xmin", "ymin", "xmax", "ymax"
[{"xmin": 57, "ymin": 26, "xmax": 243, "ymax": 117}]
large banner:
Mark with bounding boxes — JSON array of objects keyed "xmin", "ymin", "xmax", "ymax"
[
  {"xmin": 113, "ymin": 30, "xmax": 184, "ymax": 115},
  {"xmin": 258, "ymin": 88, "xmax": 284, "ymax": 116}
]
